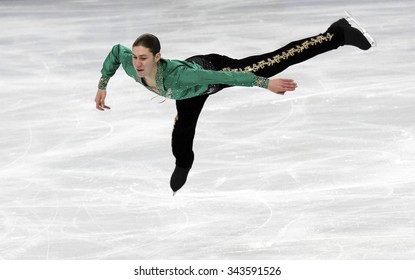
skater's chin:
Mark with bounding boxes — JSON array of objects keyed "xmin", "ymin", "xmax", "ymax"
[{"xmin": 136, "ymin": 69, "xmax": 145, "ymax": 76}]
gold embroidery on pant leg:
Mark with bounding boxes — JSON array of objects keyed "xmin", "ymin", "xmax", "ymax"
[{"xmin": 223, "ymin": 33, "xmax": 334, "ymax": 73}]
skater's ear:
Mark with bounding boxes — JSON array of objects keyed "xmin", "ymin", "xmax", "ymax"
[{"xmin": 154, "ymin": 52, "xmax": 161, "ymax": 62}]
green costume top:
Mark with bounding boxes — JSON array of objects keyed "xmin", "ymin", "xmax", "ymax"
[{"xmin": 98, "ymin": 44, "xmax": 269, "ymax": 100}]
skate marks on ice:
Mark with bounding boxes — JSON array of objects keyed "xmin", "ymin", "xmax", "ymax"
[
  {"xmin": 166, "ymin": 177, "xmax": 415, "ymax": 260},
  {"xmin": 156, "ymin": 190, "xmax": 275, "ymax": 259},
  {"xmin": 183, "ymin": 64, "xmax": 415, "ymax": 258},
  {"xmin": 0, "ymin": 188, "xmax": 274, "ymax": 259},
  {"xmin": 1, "ymin": 177, "xmax": 413, "ymax": 259},
  {"xmin": 0, "ymin": 94, "xmax": 116, "ymax": 171}
]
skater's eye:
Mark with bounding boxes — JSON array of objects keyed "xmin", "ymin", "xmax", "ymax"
[
  {"xmin": 133, "ymin": 55, "xmax": 147, "ymax": 60},
  {"xmin": 132, "ymin": 54, "xmax": 149, "ymax": 63}
]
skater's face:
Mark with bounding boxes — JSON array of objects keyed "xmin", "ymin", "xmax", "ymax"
[{"xmin": 132, "ymin": 45, "xmax": 161, "ymax": 78}]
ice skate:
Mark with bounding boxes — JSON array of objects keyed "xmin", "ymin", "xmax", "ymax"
[
  {"xmin": 344, "ymin": 10, "xmax": 376, "ymax": 49},
  {"xmin": 329, "ymin": 13, "xmax": 375, "ymax": 50},
  {"xmin": 170, "ymin": 166, "xmax": 191, "ymax": 195}
]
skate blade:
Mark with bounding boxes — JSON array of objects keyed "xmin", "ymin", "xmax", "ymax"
[{"xmin": 344, "ymin": 10, "xmax": 377, "ymax": 47}]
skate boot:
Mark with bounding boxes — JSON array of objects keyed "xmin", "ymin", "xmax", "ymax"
[
  {"xmin": 329, "ymin": 12, "xmax": 375, "ymax": 50},
  {"xmin": 344, "ymin": 11, "xmax": 376, "ymax": 48},
  {"xmin": 170, "ymin": 166, "xmax": 191, "ymax": 195}
]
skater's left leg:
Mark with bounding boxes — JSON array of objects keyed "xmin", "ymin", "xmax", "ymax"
[
  {"xmin": 203, "ymin": 16, "xmax": 371, "ymax": 79},
  {"xmin": 205, "ymin": 29, "xmax": 342, "ymax": 79}
]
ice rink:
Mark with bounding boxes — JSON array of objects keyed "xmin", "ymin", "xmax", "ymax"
[{"xmin": 1, "ymin": 0, "xmax": 414, "ymax": 259}]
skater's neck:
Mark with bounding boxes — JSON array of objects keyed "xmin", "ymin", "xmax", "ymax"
[{"xmin": 144, "ymin": 63, "xmax": 158, "ymax": 85}]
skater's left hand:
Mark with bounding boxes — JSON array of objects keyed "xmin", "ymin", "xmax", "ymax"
[{"xmin": 268, "ymin": 78, "xmax": 297, "ymax": 95}]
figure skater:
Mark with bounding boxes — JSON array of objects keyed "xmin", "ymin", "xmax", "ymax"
[{"xmin": 95, "ymin": 12, "xmax": 375, "ymax": 194}]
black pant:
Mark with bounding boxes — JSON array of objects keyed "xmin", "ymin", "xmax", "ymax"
[{"xmin": 172, "ymin": 27, "xmax": 343, "ymax": 168}]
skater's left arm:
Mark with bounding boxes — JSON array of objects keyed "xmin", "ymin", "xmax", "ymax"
[
  {"xmin": 267, "ymin": 78, "xmax": 298, "ymax": 95},
  {"xmin": 174, "ymin": 68, "xmax": 297, "ymax": 94},
  {"xmin": 174, "ymin": 68, "xmax": 269, "ymax": 89}
]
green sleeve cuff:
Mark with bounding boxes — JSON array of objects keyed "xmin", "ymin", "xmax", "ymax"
[
  {"xmin": 98, "ymin": 76, "xmax": 109, "ymax": 90},
  {"xmin": 254, "ymin": 76, "xmax": 269, "ymax": 89}
]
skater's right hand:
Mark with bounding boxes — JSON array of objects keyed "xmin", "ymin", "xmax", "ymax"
[
  {"xmin": 268, "ymin": 78, "xmax": 297, "ymax": 95},
  {"xmin": 95, "ymin": 89, "xmax": 111, "ymax": 111}
]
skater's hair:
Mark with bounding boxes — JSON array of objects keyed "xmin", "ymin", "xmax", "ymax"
[{"xmin": 133, "ymin": 34, "xmax": 161, "ymax": 56}]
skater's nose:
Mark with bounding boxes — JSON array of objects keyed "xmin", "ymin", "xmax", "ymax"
[{"xmin": 133, "ymin": 58, "xmax": 142, "ymax": 68}]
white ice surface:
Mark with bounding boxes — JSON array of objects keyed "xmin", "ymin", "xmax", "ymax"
[{"xmin": 1, "ymin": 0, "xmax": 415, "ymax": 259}]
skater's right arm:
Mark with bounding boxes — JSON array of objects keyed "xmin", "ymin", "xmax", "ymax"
[
  {"xmin": 95, "ymin": 44, "xmax": 134, "ymax": 111},
  {"xmin": 98, "ymin": 44, "xmax": 125, "ymax": 88},
  {"xmin": 95, "ymin": 89, "xmax": 110, "ymax": 111}
]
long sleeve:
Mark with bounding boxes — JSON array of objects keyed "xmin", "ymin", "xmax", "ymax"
[
  {"xmin": 98, "ymin": 44, "xmax": 135, "ymax": 89},
  {"xmin": 162, "ymin": 64, "xmax": 269, "ymax": 100},
  {"xmin": 174, "ymin": 67, "xmax": 269, "ymax": 89},
  {"xmin": 153, "ymin": 59, "xmax": 270, "ymax": 100}
]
